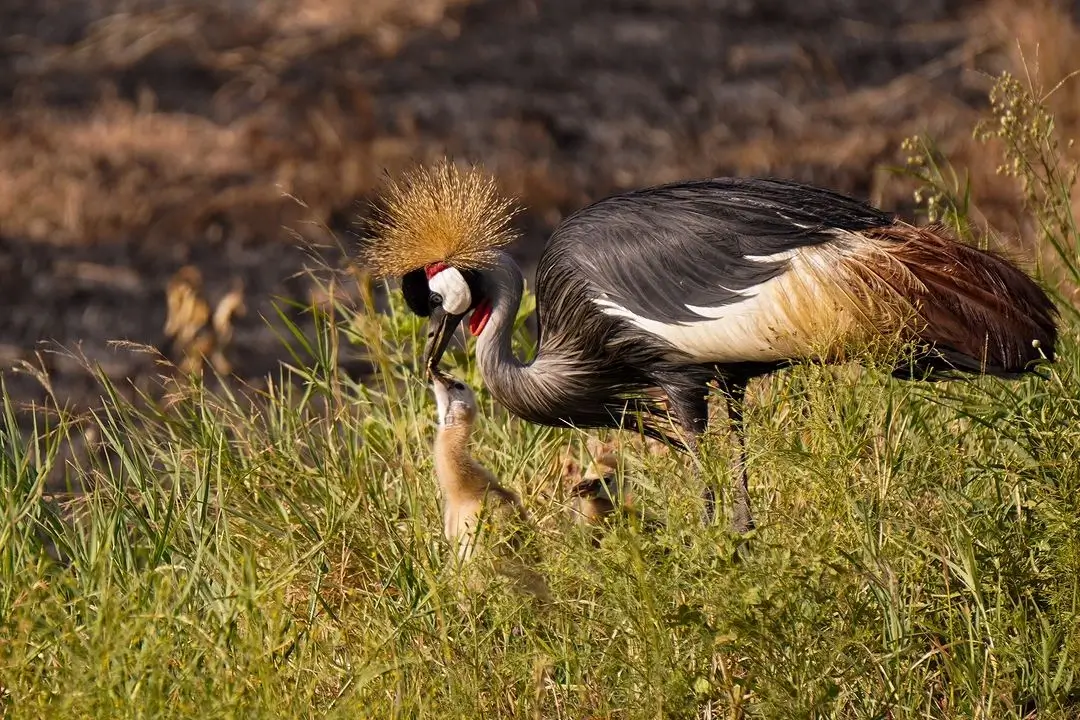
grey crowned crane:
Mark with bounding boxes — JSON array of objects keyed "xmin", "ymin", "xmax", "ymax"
[{"xmin": 362, "ymin": 161, "xmax": 1058, "ymax": 534}]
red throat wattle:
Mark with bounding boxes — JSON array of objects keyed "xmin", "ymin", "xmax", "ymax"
[{"xmin": 468, "ymin": 299, "xmax": 492, "ymax": 336}]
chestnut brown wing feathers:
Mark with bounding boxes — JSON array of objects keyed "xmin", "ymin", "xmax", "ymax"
[{"xmin": 863, "ymin": 224, "xmax": 1057, "ymax": 376}]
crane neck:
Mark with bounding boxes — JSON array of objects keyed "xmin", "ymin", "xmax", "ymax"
[
  {"xmin": 472, "ymin": 252, "xmax": 596, "ymax": 427},
  {"xmin": 475, "ymin": 253, "xmax": 529, "ymax": 372},
  {"xmin": 473, "ymin": 253, "xmax": 546, "ymax": 417}
]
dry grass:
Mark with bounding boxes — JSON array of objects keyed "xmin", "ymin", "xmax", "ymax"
[
  {"xmin": 0, "ymin": 0, "xmax": 473, "ymax": 248},
  {"xmin": 4, "ymin": 0, "xmax": 1078, "ymax": 258}
]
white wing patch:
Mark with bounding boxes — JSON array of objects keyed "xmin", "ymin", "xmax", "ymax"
[
  {"xmin": 684, "ymin": 288, "xmax": 759, "ymax": 319},
  {"xmin": 596, "ymin": 291, "xmax": 783, "ymax": 362},
  {"xmin": 773, "ymin": 212, "xmax": 815, "ymax": 232},
  {"xmin": 592, "ymin": 245, "xmax": 850, "ymax": 362},
  {"xmin": 743, "ymin": 248, "xmax": 799, "ymax": 263}
]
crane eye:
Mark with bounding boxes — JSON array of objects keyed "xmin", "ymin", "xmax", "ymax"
[
  {"xmin": 428, "ymin": 292, "xmax": 443, "ymax": 308},
  {"xmin": 452, "ymin": 382, "xmax": 464, "ymax": 390}
]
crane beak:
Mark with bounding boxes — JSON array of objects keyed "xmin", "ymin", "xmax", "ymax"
[{"xmin": 423, "ymin": 306, "xmax": 466, "ymax": 372}]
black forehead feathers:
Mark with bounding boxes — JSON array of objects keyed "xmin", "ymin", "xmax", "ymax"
[
  {"xmin": 401, "ymin": 268, "xmax": 431, "ymax": 317},
  {"xmin": 399, "ymin": 267, "xmax": 484, "ymax": 318}
]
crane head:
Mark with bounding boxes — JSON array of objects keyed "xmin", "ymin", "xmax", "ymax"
[
  {"xmin": 405, "ymin": 263, "xmax": 489, "ymax": 373},
  {"xmin": 358, "ymin": 161, "xmax": 518, "ymax": 372}
]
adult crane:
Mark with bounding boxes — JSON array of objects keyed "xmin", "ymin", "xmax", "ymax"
[{"xmin": 362, "ymin": 161, "xmax": 1058, "ymax": 533}]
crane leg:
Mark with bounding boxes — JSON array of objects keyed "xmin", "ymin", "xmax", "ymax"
[
  {"xmin": 684, "ymin": 417, "xmax": 713, "ymax": 526},
  {"xmin": 721, "ymin": 379, "xmax": 755, "ymax": 535},
  {"xmin": 659, "ymin": 383, "xmax": 713, "ymax": 524}
]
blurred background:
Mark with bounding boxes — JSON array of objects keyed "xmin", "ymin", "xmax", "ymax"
[{"xmin": 1, "ymin": 0, "xmax": 1077, "ymax": 417}]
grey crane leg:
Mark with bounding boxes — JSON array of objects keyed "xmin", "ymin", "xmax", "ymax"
[
  {"xmin": 684, "ymin": 421, "xmax": 715, "ymax": 526},
  {"xmin": 685, "ymin": 408, "xmax": 716, "ymax": 526},
  {"xmin": 722, "ymin": 381, "xmax": 755, "ymax": 534},
  {"xmin": 661, "ymin": 386, "xmax": 714, "ymax": 525},
  {"xmin": 700, "ymin": 478, "xmax": 717, "ymax": 525}
]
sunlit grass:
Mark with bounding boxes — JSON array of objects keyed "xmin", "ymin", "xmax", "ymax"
[{"xmin": 2, "ymin": 71, "xmax": 1080, "ymax": 719}]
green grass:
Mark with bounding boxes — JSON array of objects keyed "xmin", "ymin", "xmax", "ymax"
[{"xmin": 3, "ymin": 72, "xmax": 1080, "ymax": 719}]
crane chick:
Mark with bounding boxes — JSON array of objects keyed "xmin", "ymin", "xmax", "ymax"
[
  {"xmin": 567, "ymin": 440, "xmax": 663, "ymax": 532},
  {"xmin": 430, "ymin": 369, "xmax": 551, "ymax": 602}
]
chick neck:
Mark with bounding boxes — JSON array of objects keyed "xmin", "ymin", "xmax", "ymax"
[{"xmin": 434, "ymin": 414, "xmax": 495, "ymax": 501}]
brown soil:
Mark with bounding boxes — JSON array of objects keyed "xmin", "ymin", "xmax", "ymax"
[{"xmin": 1, "ymin": 0, "xmax": 1077, "ymax": 430}]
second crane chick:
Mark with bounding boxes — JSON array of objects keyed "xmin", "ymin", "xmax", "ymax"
[
  {"xmin": 568, "ymin": 441, "xmax": 664, "ymax": 533},
  {"xmin": 430, "ymin": 369, "xmax": 551, "ymax": 603}
]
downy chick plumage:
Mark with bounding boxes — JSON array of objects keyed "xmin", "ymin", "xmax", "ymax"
[
  {"xmin": 430, "ymin": 369, "xmax": 550, "ymax": 602},
  {"xmin": 567, "ymin": 440, "xmax": 664, "ymax": 533}
]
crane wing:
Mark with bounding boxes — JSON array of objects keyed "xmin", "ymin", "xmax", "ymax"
[
  {"xmin": 539, "ymin": 177, "xmax": 893, "ymax": 326},
  {"xmin": 537, "ymin": 178, "xmax": 1055, "ymax": 373},
  {"xmin": 499, "ymin": 176, "xmax": 1052, "ymax": 441}
]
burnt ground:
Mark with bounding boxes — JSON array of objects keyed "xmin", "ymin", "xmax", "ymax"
[{"xmin": 1, "ymin": 0, "xmax": 1077, "ymax": 437}]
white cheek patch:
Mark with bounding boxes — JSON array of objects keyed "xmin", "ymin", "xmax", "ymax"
[{"xmin": 428, "ymin": 267, "xmax": 472, "ymax": 315}]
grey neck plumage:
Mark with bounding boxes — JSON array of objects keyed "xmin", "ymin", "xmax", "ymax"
[
  {"xmin": 471, "ymin": 252, "xmax": 659, "ymax": 435},
  {"xmin": 475, "ymin": 252, "xmax": 528, "ymax": 378},
  {"xmin": 473, "ymin": 253, "xmax": 567, "ymax": 422}
]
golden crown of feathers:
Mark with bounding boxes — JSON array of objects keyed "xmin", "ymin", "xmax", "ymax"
[{"xmin": 361, "ymin": 160, "xmax": 521, "ymax": 278}]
